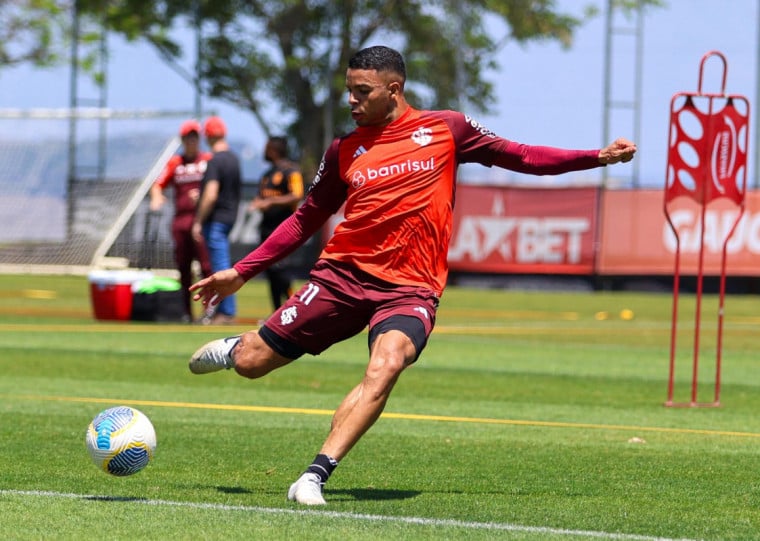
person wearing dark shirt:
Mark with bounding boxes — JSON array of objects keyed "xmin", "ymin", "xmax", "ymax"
[
  {"xmin": 249, "ymin": 136, "xmax": 304, "ymax": 309},
  {"xmin": 192, "ymin": 116, "xmax": 241, "ymax": 324}
]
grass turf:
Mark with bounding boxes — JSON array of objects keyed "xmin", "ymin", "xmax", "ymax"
[{"xmin": 0, "ymin": 273, "xmax": 759, "ymax": 540}]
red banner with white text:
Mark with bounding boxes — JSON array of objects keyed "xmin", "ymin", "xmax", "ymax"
[
  {"xmin": 447, "ymin": 186, "xmax": 598, "ymax": 274},
  {"xmin": 598, "ymin": 190, "xmax": 760, "ymax": 275}
]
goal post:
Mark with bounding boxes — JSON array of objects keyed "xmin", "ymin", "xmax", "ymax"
[
  {"xmin": 0, "ymin": 107, "xmax": 196, "ymax": 274},
  {"xmin": 90, "ymin": 137, "xmax": 179, "ymax": 267}
]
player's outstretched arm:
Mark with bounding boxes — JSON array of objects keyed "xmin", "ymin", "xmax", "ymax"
[
  {"xmin": 598, "ymin": 137, "xmax": 637, "ymax": 165},
  {"xmin": 190, "ymin": 268, "xmax": 245, "ymax": 308}
]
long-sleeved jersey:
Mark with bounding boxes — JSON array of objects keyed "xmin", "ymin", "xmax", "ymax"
[{"xmin": 234, "ymin": 107, "xmax": 603, "ymax": 295}]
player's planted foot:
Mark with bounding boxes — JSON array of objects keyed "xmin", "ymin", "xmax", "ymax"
[
  {"xmin": 287, "ymin": 472, "xmax": 327, "ymax": 505},
  {"xmin": 189, "ymin": 336, "xmax": 240, "ymax": 374}
]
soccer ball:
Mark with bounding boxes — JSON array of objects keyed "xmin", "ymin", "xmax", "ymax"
[{"xmin": 85, "ymin": 406, "xmax": 157, "ymax": 476}]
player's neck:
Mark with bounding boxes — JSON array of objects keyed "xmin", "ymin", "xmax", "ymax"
[
  {"xmin": 211, "ymin": 140, "xmax": 229, "ymax": 152},
  {"xmin": 374, "ymin": 101, "xmax": 410, "ymax": 128}
]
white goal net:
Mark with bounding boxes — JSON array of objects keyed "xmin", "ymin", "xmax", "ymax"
[{"xmin": 0, "ymin": 108, "xmax": 193, "ymax": 273}]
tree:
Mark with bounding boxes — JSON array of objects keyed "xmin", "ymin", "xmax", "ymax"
[
  {"xmin": 0, "ymin": 0, "xmax": 69, "ymax": 67},
  {"xmin": 20, "ymin": 0, "xmax": 663, "ymax": 175}
]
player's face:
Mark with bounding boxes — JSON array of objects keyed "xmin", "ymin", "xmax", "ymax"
[
  {"xmin": 264, "ymin": 141, "xmax": 276, "ymax": 162},
  {"xmin": 182, "ymin": 132, "xmax": 200, "ymax": 154},
  {"xmin": 346, "ymin": 68, "xmax": 400, "ymax": 127}
]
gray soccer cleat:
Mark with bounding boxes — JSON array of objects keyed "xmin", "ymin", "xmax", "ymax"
[
  {"xmin": 287, "ymin": 472, "xmax": 327, "ymax": 505},
  {"xmin": 188, "ymin": 336, "xmax": 240, "ymax": 374}
]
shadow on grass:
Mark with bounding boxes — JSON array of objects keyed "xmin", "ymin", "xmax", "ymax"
[
  {"xmin": 84, "ymin": 495, "xmax": 147, "ymax": 502},
  {"xmin": 82, "ymin": 486, "xmax": 420, "ymax": 504},
  {"xmin": 327, "ymin": 488, "xmax": 421, "ymax": 502},
  {"xmin": 214, "ymin": 485, "xmax": 422, "ymax": 502},
  {"xmin": 216, "ymin": 486, "xmax": 253, "ymax": 495}
]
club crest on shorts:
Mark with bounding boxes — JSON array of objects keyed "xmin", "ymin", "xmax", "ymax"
[{"xmin": 280, "ymin": 306, "xmax": 298, "ymax": 325}]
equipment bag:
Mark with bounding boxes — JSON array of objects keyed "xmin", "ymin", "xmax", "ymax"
[{"xmin": 131, "ymin": 277, "xmax": 186, "ymax": 322}]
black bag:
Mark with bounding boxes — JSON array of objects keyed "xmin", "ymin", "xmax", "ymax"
[
  {"xmin": 130, "ymin": 208, "xmax": 187, "ymax": 322},
  {"xmin": 131, "ymin": 289, "xmax": 186, "ymax": 322}
]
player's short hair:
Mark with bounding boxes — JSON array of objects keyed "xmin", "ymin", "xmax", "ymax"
[
  {"xmin": 348, "ymin": 45, "xmax": 406, "ymax": 83},
  {"xmin": 267, "ymin": 136, "xmax": 289, "ymax": 159}
]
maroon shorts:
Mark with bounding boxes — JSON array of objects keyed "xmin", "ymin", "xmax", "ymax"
[{"xmin": 259, "ymin": 259, "xmax": 439, "ymax": 359}]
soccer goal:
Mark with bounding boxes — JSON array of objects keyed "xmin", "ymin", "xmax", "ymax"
[{"xmin": 0, "ymin": 107, "xmax": 195, "ymax": 274}]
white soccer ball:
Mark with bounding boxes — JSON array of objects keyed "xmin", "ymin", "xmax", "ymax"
[{"xmin": 85, "ymin": 406, "xmax": 157, "ymax": 476}]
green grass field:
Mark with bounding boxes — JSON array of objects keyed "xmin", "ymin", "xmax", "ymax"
[{"xmin": 1, "ymin": 273, "xmax": 759, "ymax": 540}]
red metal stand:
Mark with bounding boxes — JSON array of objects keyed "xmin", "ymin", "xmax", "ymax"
[{"xmin": 663, "ymin": 51, "xmax": 749, "ymax": 407}]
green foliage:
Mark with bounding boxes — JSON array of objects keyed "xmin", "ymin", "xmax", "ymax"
[
  {"xmin": 0, "ymin": 0, "xmax": 68, "ymax": 67},
  {"xmin": 0, "ymin": 274, "xmax": 759, "ymax": 539}
]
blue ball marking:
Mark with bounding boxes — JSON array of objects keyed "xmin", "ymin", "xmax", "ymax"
[
  {"xmin": 96, "ymin": 422, "xmax": 114, "ymax": 449},
  {"xmin": 93, "ymin": 407, "xmax": 134, "ymax": 450}
]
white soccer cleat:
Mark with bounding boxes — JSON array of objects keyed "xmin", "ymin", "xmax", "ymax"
[
  {"xmin": 188, "ymin": 336, "xmax": 240, "ymax": 374},
  {"xmin": 287, "ymin": 472, "xmax": 327, "ymax": 505}
]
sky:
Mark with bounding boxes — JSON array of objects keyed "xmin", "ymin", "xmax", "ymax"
[{"xmin": 0, "ymin": 0, "xmax": 757, "ymax": 188}]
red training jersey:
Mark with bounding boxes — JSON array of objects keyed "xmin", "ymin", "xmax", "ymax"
[
  {"xmin": 234, "ymin": 107, "xmax": 602, "ymax": 295},
  {"xmin": 154, "ymin": 152, "xmax": 213, "ymax": 217}
]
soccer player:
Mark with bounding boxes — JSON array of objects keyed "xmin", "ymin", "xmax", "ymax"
[
  {"xmin": 149, "ymin": 119, "xmax": 213, "ymax": 321},
  {"xmin": 188, "ymin": 45, "xmax": 636, "ymax": 505},
  {"xmin": 248, "ymin": 136, "xmax": 305, "ymax": 309}
]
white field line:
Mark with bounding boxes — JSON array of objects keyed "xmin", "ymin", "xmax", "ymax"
[{"xmin": 0, "ymin": 489, "xmax": 699, "ymax": 541}]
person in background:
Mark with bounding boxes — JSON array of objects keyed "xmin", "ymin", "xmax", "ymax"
[
  {"xmin": 149, "ymin": 119, "xmax": 213, "ymax": 321},
  {"xmin": 249, "ymin": 136, "xmax": 305, "ymax": 309},
  {"xmin": 192, "ymin": 116, "xmax": 241, "ymax": 325},
  {"xmin": 188, "ymin": 45, "xmax": 636, "ymax": 505}
]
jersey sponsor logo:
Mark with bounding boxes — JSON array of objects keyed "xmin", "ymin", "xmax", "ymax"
[
  {"xmin": 259, "ymin": 187, "xmax": 284, "ymax": 198},
  {"xmin": 411, "ymin": 127, "xmax": 433, "ymax": 147},
  {"xmin": 175, "ymin": 161, "xmax": 208, "ymax": 183},
  {"xmin": 363, "ymin": 157, "xmax": 435, "ymax": 182},
  {"xmin": 351, "ymin": 171, "xmax": 367, "ymax": 189},
  {"xmin": 463, "ymin": 115, "xmax": 496, "ymax": 138},
  {"xmin": 311, "ymin": 155, "xmax": 327, "ymax": 188}
]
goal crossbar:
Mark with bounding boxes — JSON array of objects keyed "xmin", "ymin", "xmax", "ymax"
[{"xmin": 0, "ymin": 108, "xmax": 199, "ymax": 120}]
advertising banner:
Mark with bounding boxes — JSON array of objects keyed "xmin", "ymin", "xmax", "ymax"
[
  {"xmin": 447, "ymin": 186, "xmax": 598, "ymax": 274},
  {"xmin": 598, "ymin": 190, "xmax": 760, "ymax": 275}
]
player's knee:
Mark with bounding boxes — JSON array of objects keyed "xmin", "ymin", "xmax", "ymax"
[
  {"xmin": 366, "ymin": 335, "xmax": 413, "ymax": 392},
  {"xmin": 371, "ymin": 349, "xmax": 407, "ymax": 377},
  {"xmin": 370, "ymin": 331, "xmax": 416, "ymax": 370}
]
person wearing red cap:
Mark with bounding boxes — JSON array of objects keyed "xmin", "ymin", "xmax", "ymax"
[
  {"xmin": 149, "ymin": 119, "xmax": 213, "ymax": 321},
  {"xmin": 193, "ymin": 116, "xmax": 242, "ymax": 324}
]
